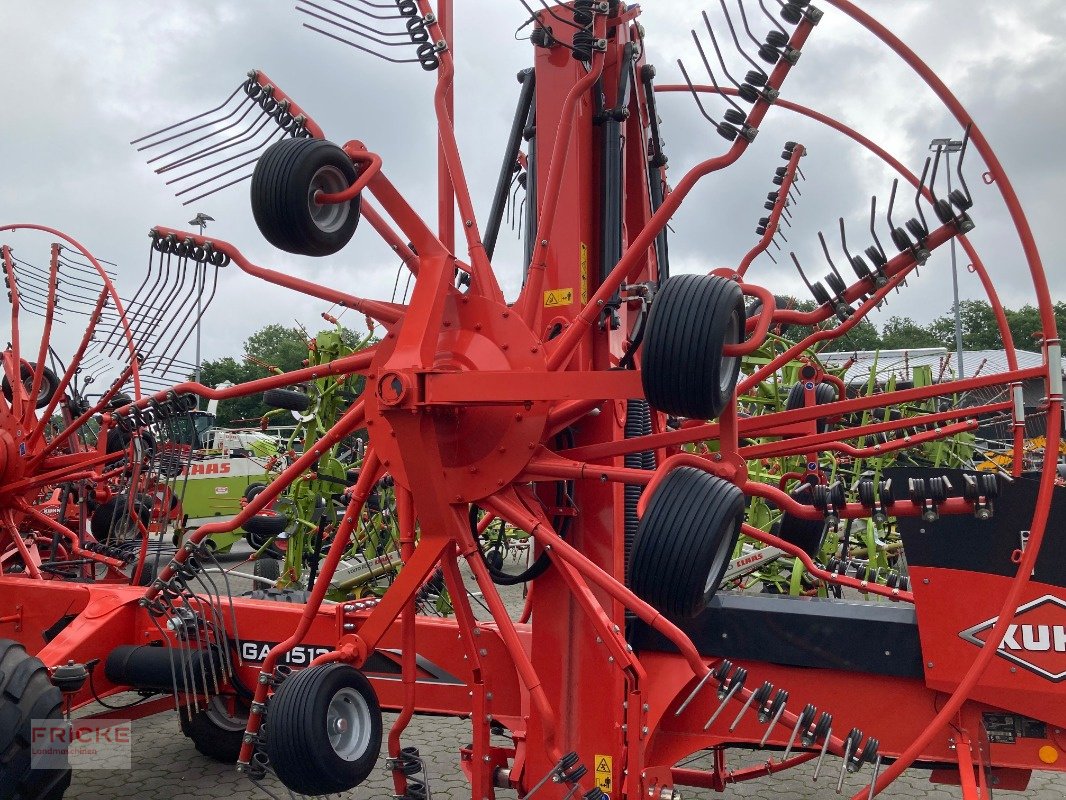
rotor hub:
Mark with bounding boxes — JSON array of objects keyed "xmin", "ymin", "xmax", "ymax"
[{"xmin": 365, "ymin": 293, "xmax": 549, "ymax": 504}]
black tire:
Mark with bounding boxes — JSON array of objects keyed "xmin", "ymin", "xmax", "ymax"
[
  {"xmin": 131, "ymin": 559, "xmax": 157, "ymax": 587},
  {"xmin": 90, "ymin": 495, "xmax": 151, "ymax": 542},
  {"xmin": 265, "ymin": 663, "xmax": 382, "ymax": 795},
  {"xmin": 179, "ymin": 696, "xmax": 248, "ymax": 764},
  {"xmin": 251, "ymin": 138, "xmax": 362, "ymax": 257},
  {"xmin": 623, "ymin": 399, "xmax": 654, "ymax": 583},
  {"xmin": 629, "ymin": 467, "xmax": 745, "ymax": 619},
  {"xmin": 0, "ymin": 640, "xmax": 71, "ymax": 800},
  {"xmin": 1, "ymin": 363, "xmax": 59, "ymax": 410},
  {"xmin": 243, "ymin": 513, "xmax": 288, "ymax": 545},
  {"xmin": 785, "ymin": 381, "xmax": 838, "ymax": 433},
  {"xmin": 745, "ymin": 293, "xmax": 792, "ymax": 337},
  {"xmin": 262, "ymin": 388, "xmax": 311, "ymax": 413},
  {"xmin": 244, "ymin": 588, "xmax": 312, "ymax": 603},
  {"xmin": 243, "ymin": 482, "xmax": 267, "ymax": 501},
  {"xmin": 776, "ymin": 488, "xmax": 826, "ymax": 559},
  {"xmin": 642, "ymin": 274, "xmax": 745, "ymax": 420},
  {"xmin": 253, "ymin": 556, "xmax": 281, "ymax": 583}
]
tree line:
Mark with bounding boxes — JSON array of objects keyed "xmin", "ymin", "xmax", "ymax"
[
  {"xmin": 197, "ymin": 300, "xmax": 1064, "ymax": 427},
  {"xmin": 787, "ymin": 299, "xmax": 1066, "ymax": 354},
  {"xmin": 196, "ymin": 324, "xmax": 367, "ymax": 426}
]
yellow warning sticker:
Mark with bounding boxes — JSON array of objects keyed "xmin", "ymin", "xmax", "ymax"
[
  {"xmin": 580, "ymin": 242, "xmax": 589, "ymax": 304},
  {"xmin": 544, "ymin": 288, "xmax": 575, "ymax": 308},
  {"xmin": 594, "ymin": 754, "xmax": 613, "ymax": 795}
]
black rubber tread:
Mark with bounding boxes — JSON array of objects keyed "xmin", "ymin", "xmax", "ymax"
[
  {"xmin": 642, "ymin": 274, "xmax": 745, "ymax": 420},
  {"xmin": 252, "ymin": 556, "xmax": 282, "ymax": 582},
  {"xmin": 251, "ymin": 138, "xmax": 361, "ymax": 257},
  {"xmin": 244, "ymin": 588, "xmax": 311, "ymax": 603},
  {"xmin": 179, "ymin": 698, "xmax": 248, "ymax": 764},
  {"xmin": 745, "ymin": 293, "xmax": 792, "ymax": 337},
  {"xmin": 629, "ymin": 467, "xmax": 745, "ymax": 619},
  {"xmin": 242, "ymin": 482, "xmax": 267, "ymax": 501},
  {"xmin": 623, "ymin": 399, "xmax": 654, "ymax": 582},
  {"xmin": 0, "ymin": 640, "xmax": 71, "ymax": 800},
  {"xmin": 1, "ymin": 363, "xmax": 59, "ymax": 410},
  {"xmin": 243, "ymin": 513, "xmax": 288, "ymax": 541},
  {"xmin": 785, "ymin": 381, "xmax": 838, "ymax": 433},
  {"xmin": 264, "ymin": 663, "xmax": 382, "ymax": 795},
  {"xmin": 262, "ymin": 388, "xmax": 311, "ymax": 413},
  {"xmin": 90, "ymin": 495, "xmax": 151, "ymax": 542},
  {"xmin": 132, "ymin": 560, "xmax": 156, "ymax": 587},
  {"xmin": 776, "ymin": 487, "xmax": 826, "ymax": 558}
]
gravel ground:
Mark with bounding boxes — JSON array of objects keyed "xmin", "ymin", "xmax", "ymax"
[{"xmin": 65, "ymin": 543, "xmax": 1065, "ymax": 800}]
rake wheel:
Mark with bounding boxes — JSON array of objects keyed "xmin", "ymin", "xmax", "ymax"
[{"xmin": 0, "ymin": 226, "xmax": 147, "ymax": 583}]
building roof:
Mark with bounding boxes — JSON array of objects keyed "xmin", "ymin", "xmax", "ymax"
[{"xmin": 819, "ymin": 348, "xmax": 1059, "ymax": 385}]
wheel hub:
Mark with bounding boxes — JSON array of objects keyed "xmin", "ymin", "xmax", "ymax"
[{"xmin": 365, "ymin": 293, "xmax": 549, "ymax": 504}]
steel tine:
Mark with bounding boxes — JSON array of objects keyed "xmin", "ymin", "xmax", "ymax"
[
  {"xmin": 914, "ymin": 157, "xmax": 932, "ymax": 233},
  {"xmin": 132, "ymin": 81, "xmax": 246, "ymax": 147},
  {"xmin": 103, "ymin": 243, "xmax": 161, "ymax": 354},
  {"xmin": 165, "ymin": 117, "xmax": 283, "ymax": 186},
  {"xmin": 790, "ymin": 252, "xmax": 817, "ymax": 296},
  {"xmin": 299, "ymin": 0, "xmax": 409, "ymax": 38},
  {"xmin": 142, "ymin": 92, "xmax": 256, "ymax": 161},
  {"xmin": 718, "ymin": 0, "xmax": 768, "ymax": 78},
  {"xmin": 181, "ymin": 172, "xmax": 256, "ymax": 206},
  {"xmin": 729, "ymin": 685, "xmax": 760, "ymax": 732},
  {"xmin": 866, "ymin": 755, "xmax": 882, "ymax": 800},
  {"xmin": 886, "ymin": 178, "xmax": 900, "ymax": 232},
  {"xmin": 701, "ymin": 11, "xmax": 746, "ymax": 90},
  {"xmin": 326, "ymin": 0, "xmax": 405, "ymax": 21},
  {"xmin": 156, "ymin": 103, "xmax": 268, "ymax": 173},
  {"xmin": 298, "ymin": 6, "xmax": 413, "ymax": 49},
  {"xmin": 129, "ymin": 250, "xmax": 181, "ymax": 354},
  {"xmin": 782, "ymin": 713, "xmax": 805, "ymax": 761},
  {"xmin": 757, "ymin": 0, "xmax": 787, "ymax": 34},
  {"xmin": 147, "ymin": 260, "xmax": 204, "ymax": 363},
  {"xmin": 735, "ymin": 0, "xmax": 764, "ymax": 49},
  {"xmin": 676, "ymin": 59, "xmax": 720, "ymax": 125},
  {"xmin": 675, "ymin": 669, "xmax": 715, "ymax": 716},
  {"xmin": 758, "ymin": 692, "xmax": 787, "ymax": 746},
  {"xmin": 837, "ymin": 735, "xmax": 855, "ymax": 792},
  {"xmin": 817, "ymin": 231, "xmax": 846, "ymax": 285},
  {"xmin": 956, "ymin": 123, "xmax": 973, "ymax": 204},
  {"xmin": 160, "ymin": 264, "xmax": 222, "ymax": 374},
  {"xmin": 928, "ymin": 145, "xmax": 944, "ymax": 202},
  {"xmin": 692, "ymin": 28, "xmax": 744, "ymax": 112},
  {"xmin": 174, "ymin": 152, "xmax": 268, "ymax": 197},
  {"xmin": 302, "ymin": 23, "xmax": 424, "ymax": 64},
  {"xmin": 812, "ymin": 720, "xmax": 833, "ymax": 780},
  {"xmin": 171, "ymin": 125, "xmax": 289, "ymax": 193},
  {"xmin": 868, "ymin": 196, "xmax": 887, "ymax": 261}
]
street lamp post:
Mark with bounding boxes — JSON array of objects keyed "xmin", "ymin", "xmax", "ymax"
[
  {"xmin": 929, "ymin": 138, "xmax": 965, "ymax": 379},
  {"xmin": 187, "ymin": 213, "xmax": 214, "ymax": 390}
]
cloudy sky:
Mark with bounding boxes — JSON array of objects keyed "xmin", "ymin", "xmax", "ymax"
[{"xmin": 1, "ymin": 1, "xmax": 1063, "ymax": 376}]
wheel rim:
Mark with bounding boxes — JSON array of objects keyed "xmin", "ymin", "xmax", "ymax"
[
  {"xmin": 204, "ymin": 695, "xmax": 247, "ymax": 732},
  {"xmin": 309, "ymin": 166, "xmax": 351, "ymax": 233},
  {"xmin": 326, "ymin": 686, "xmax": 372, "ymax": 761},
  {"xmin": 719, "ymin": 308, "xmax": 742, "ymax": 396},
  {"xmin": 703, "ymin": 534, "xmax": 734, "ymax": 594}
]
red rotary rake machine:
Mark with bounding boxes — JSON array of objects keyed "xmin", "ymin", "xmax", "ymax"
[{"xmin": 1, "ymin": 2, "xmax": 1064, "ymax": 799}]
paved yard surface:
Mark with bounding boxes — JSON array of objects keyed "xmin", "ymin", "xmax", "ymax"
[{"xmin": 66, "ymin": 545, "xmax": 1065, "ymax": 799}]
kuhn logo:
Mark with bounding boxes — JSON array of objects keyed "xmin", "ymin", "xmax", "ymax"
[{"xmin": 959, "ymin": 595, "xmax": 1066, "ymax": 682}]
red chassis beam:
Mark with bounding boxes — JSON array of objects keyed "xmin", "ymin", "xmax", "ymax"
[
  {"xmin": 3, "ymin": 572, "xmax": 1063, "ymax": 786},
  {"xmin": 0, "ymin": 576, "xmax": 521, "ymax": 725}
]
